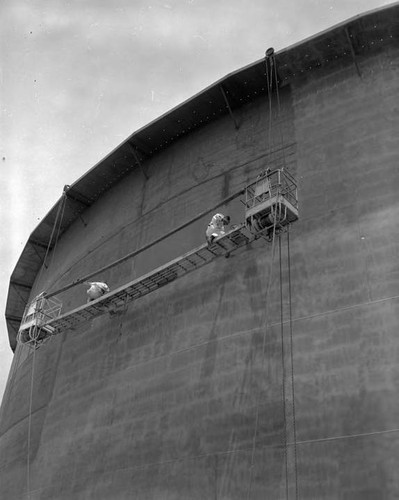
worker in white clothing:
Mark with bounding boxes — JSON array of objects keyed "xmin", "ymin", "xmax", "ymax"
[
  {"xmin": 206, "ymin": 213, "xmax": 231, "ymax": 244},
  {"xmin": 85, "ymin": 281, "xmax": 110, "ymax": 302}
]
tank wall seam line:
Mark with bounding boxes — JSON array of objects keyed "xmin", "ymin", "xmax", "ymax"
[
  {"xmin": 290, "ymin": 427, "xmax": 399, "ymax": 446},
  {"xmin": 281, "ymin": 293, "xmax": 399, "ymax": 326}
]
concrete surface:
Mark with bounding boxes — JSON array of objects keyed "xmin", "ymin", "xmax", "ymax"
[{"xmin": 0, "ymin": 41, "xmax": 398, "ymax": 500}]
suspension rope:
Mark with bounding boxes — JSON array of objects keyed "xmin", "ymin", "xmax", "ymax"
[
  {"xmin": 245, "ymin": 48, "xmax": 294, "ymax": 499},
  {"xmin": 18, "ymin": 190, "xmax": 67, "ymax": 342},
  {"xmin": 272, "ymin": 52, "xmax": 287, "ymax": 171},
  {"xmin": 36, "ymin": 190, "xmax": 68, "ymax": 287},
  {"xmin": 279, "ymin": 234, "xmax": 289, "ymax": 499},
  {"xmin": 26, "ymin": 338, "xmax": 37, "ymax": 500},
  {"xmin": 22, "ymin": 188, "xmax": 69, "ymax": 499},
  {"xmin": 287, "ymin": 226, "xmax": 299, "ymax": 498},
  {"xmin": 246, "ymin": 213, "xmax": 278, "ymax": 500},
  {"xmin": 265, "ymin": 52, "xmax": 274, "ymax": 155},
  {"xmin": 263, "ymin": 47, "xmax": 293, "ymax": 500},
  {"xmin": 48, "ymin": 193, "xmax": 68, "ymax": 272}
]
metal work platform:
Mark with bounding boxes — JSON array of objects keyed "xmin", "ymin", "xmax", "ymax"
[
  {"xmin": 44, "ymin": 224, "xmax": 255, "ymax": 336},
  {"xmin": 16, "ymin": 167, "xmax": 299, "ymax": 348},
  {"xmin": 244, "ymin": 168, "xmax": 298, "ymax": 237}
]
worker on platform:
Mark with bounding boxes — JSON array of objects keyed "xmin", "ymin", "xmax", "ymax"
[
  {"xmin": 85, "ymin": 281, "xmax": 110, "ymax": 302},
  {"xmin": 206, "ymin": 213, "xmax": 231, "ymax": 244}
]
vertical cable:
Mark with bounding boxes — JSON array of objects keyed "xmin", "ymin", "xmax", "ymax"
[
  {"xmin": 26, "ymin": 340, "xmax": 37, "ymax": 500},
  {"xmin": 37, "ymin": 197, "xmax": 64, "ymax": 285},
  {"xmin": 272, "ymin": 53, "xmax": 287, "ymax": 171},
  {"xmin": 265, "ymin": 53, "xmax": 273, "ymax": 157},
  {"xmin": 23, "ymin": 193, "xmax": 67, "ymax": 498},
  {"xmin": 279, "ymin": 235, "xmax": 289, "ymax": 499},
  {"xmin": 246, "ymin": 217, "xmax": 278, "ymax": 500},
  {"xmin": 23, "ymin": 189, "xmax": 68, "ymax": 498},
  {"xmin": 48, "ymin": 194, "xmax": 67, "ymax": 272},
  {"xmin": 287, "ymin": 226, "xmax": 299, "ymax": 498}
]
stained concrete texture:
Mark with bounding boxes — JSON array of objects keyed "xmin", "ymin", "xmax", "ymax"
[{"xmin": 1, "ymin": 43, "xmax": 399, "ymax": 500}]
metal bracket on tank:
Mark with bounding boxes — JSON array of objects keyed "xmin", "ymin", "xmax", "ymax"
[{"xmin": 16, "ymin": 293, "xmax": 62, "ymax": 349}]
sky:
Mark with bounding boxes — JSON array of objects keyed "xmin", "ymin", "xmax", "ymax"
[{"xmin": 0, "ymin": 0, "xmax": 395, "ymax": 402}]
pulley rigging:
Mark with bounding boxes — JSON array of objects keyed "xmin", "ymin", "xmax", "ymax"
[{"xmin": 246, "ymin": 47, "xmax": 299, "ymax": 500}]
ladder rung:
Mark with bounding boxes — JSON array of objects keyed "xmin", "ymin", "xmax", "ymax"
[{"xmin": 46, "ymin": 224, "xmax": 253, "ymax": 336}]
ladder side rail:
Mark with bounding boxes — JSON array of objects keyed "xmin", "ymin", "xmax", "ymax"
[
  {"xmin": 45, "ymin": 225, "xmax": 252, "ymax": 334},
  {"xmin": 44, "ymin": 188, "xmax": 246, "ymax": 300}
]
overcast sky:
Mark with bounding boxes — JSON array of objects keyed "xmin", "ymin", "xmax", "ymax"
[{"xmin": 0, "ymin": 0, "xmax": 394, "ymax": 402}]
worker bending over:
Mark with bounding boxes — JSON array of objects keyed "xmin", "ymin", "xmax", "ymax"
[
  {"xmin": 206, "ymin": 213, "xmax": 230, "ymax": 244},
  {"xmin": 85, "ymin": 281, "xmax": 110, "ymax": 303}
]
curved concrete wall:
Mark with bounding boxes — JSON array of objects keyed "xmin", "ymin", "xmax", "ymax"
[{"xmin": 1, "ymin": 43, "xmax": 398, "ymax": 499}]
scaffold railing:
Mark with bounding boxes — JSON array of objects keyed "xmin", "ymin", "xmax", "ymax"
[
  {"xmin": 43, "ymin": 224, "xmax": 254, "ymax": 337},
  {"xmin": 17, "ymin": 168, "xmax": 299, "ymax": 348},
  {"xmin": 244, "ymin": 168, "xmax": 298, "ymax": 236}
]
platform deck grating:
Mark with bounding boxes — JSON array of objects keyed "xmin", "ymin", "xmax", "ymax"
[{"xmin": 46, "ymin": 224, "xmax": 254, "ymax": 335}]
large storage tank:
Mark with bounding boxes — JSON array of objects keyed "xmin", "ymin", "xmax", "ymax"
[{"xmin": 1, "ymin": 5, "xmax": 399, "ymax": 499}]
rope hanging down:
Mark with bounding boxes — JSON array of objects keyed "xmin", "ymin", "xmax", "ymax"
[
  {"xmin": 287, "ymin": 226, "xmax": 299, "ymax": 499},
  {"xmin": 37, "ymin": 188, "xmax": 68, "ymax": 284},
  {"xmin": 246, "ymin": 48, "xmax": 298, "ymax": 500},
  {"xmin": 279, "ymin": 229, "xmax": 299, "ymax": 500},
  {"xmin": 24, "ymin": 187, "xmax": 68, "ymax": 499},
  {"xmin": 47, "ymin": 191, "xmax": 68, "ymax": 272},
  {"xmin": 246, "ymin": 48, "xmax": 283, "ymax": 500},
  {"xmin": 264, "ymin": 47, "xmax": 287, "ymax": 171},
  {"xmin": 279, "ymin": 234, "xmax": 289, "ymax": 499},
  {"xmin": 246, "ymin": 211, "xmax": 279, "ymax": 500},
  {"xmin": 26, "ymin": 339, "xmax": 37, "ymax": 500},
  {"xmin": 267, "ymin": 47, "xmax": 299, "ymax": 500}
]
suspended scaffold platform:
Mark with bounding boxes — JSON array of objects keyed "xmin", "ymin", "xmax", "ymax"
[
  {"xmin": 51, "ymin": 224, "xmax": 254, "ymax": 332},
  {"xmin": 17, "ymin": 168, "xmax": 298, "ymax": 349}
]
